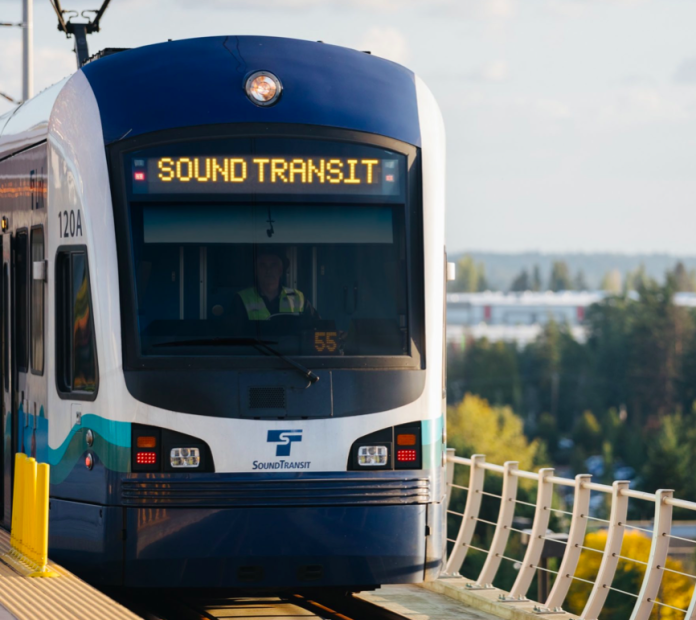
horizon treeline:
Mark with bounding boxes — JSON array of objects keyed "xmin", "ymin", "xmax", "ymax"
[{"xmin": 449, "ymin": 255, "xmax": 696, "ymax": 294}]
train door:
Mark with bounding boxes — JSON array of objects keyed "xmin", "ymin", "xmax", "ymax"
[
  {"xmin": 14, "ymin": 230, "xmax": 28, "ymax": 462},
  {"xmin": 2, "ymin": 234, "xmax": 13, "ymax": 527}
]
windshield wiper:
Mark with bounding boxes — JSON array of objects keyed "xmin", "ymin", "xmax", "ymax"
[{"xmin": 152, "ymin": 337, "xmax": 320, "ymax": 385}]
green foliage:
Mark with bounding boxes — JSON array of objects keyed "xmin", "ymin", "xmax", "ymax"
[
  {"xmin": 510, "ymin": 269, "xmax": 531, "ymax": 292},
  {"xmin": 447, "ymin": 278, "xmax": 696, "ymax": 505},
  {"xmin": 642, "ymin": 414, "xmax": 691, "ymax": 500},
  {"xmin": 624, "ymin": 263, "xmax": 654, "ymax": 292},
  {"xmin": 448, "ymin": 394, "xmax": 545, "ymax": 471},
  {"xmin": 567, "ymin": 530, "xmax": 693, "ymax": 619},
  {"xmin": 626, "ymin": 279, "xmax": 693, "ymax": 425},
  {"xmin": 548, "ymin": 260, "xmax": 572, "ymax": 291},
  {"xmin": 600, "ymin": 269, "xmax": 622, "ymax": 294},
  {"xmin": 572, "ymin": 411, "xmax": 602, "ymax": 454},
  {"xmin": 532, "ymin": 265, "xmax": 542, "ymax": 292},
  {"xmin": 671, "ymin": 261, "xmax": 696, "ymax": 292},
  {"xmin": 535, "ymin": 412, "xmax": 559, "ymax": 455},
  {"xmin": 449, "ymin": 254, "xmax": 489, "ymax": 293},
  {"xmin": 449, "ymin": 339, "xmax": 521, "ymax": 409},
  {"xmin": 573, "ymin": 270, "xmax": 588, "ymax": 291}
]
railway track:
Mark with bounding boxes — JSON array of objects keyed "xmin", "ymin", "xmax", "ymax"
[{"xmin": 108, "ymin": 590, "xmax": 410, "ymax": 620}]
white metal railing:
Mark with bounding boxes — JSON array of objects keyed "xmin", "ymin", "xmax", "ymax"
[{"xmin": 443, "ymin": 450, "xmax": 696, "ymax": 619}]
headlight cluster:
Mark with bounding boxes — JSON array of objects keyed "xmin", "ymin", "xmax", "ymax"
[
  {"xmin": 170, "ymin": 447, "xmax": 200, "ymax": 468},
  {"xmin": 349, "ymin": 422, "xmax": 423, "ymax": 470},
  {"xmin": 131, "ymin": 425, "xmax": 213, "ymax": 473}
]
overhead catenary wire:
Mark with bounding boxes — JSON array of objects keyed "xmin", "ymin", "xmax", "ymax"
[{"xmin": 0, "ymin": 91, "xmax": 19, "ymax": 104}]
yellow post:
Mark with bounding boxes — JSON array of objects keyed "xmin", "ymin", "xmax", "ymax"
[
  {"xmin": 22, "ymin": 457, "xmax": 37, "ymax": 563},
  {"xmin": 34, "ymin": 463, "xmax": 49, "ymax": 569},
  {"xmin": 10, "ymin": 453, "xmax": 27, "ymax": 554}
]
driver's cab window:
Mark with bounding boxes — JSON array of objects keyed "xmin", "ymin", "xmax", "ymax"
[{"xmin": 132, "ymin": 204, "xmax": 408, "ymax": 357}]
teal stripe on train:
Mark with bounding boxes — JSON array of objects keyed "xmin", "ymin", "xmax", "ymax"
[
  {"xmin": 17, "ymin": 409, "xmax": 131, "ymax": 484},
  {"xmin": 422, "ymin": 415, "xmax": 444, "ymax": 470}
]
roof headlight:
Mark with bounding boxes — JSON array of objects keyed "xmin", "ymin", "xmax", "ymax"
[{"xmin": 245, "ymin": 71, "xmax": 282, "ymax": 106}]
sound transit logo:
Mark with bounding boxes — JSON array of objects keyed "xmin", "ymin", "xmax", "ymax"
[
  {"xmin": 267, "ymin": 429, "xmax": 303, "ymax": 456},
  {"xmin": 253, "ymin": 430, "xmax": 310, "ymax": 470}
]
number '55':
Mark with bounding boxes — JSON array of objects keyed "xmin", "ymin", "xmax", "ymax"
[{"xmin": 314, "ymin": 332, "xmax": 337, "ymax": 353}]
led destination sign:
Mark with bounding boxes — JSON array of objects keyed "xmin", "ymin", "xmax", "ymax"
[{"xmin": 131, "ymin": 156, "xmax": 403, "ymax": 196}]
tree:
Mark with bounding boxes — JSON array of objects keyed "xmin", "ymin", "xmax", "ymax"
[
  {"xmin": 678, "ymin": 328, "xmax": 696, "ymax": 414},
  {"xmin": 510, "ymin": 269, "xmax": 531, "ymax": 292},
  {"xmin": 447, "ymin": 395, "xmax": 547, "ymax": 589},
  {"xmin": 600, "ymin": 269, "xmax": 622, "ymax": 294},
  {"xmin": 573, "ymin": 270, "xmax": 589, "ymax": 291},
  {"xmin": 641, "ymin": 413, "xmax": 689, "ymax": 500},
  {"xmin": 457, "ymin": 339, "xmax": 522, "ymax": 410},
  {"xmin": 535, "ymin": 412, "xmax": 559, "ymax": 456},
  {"xmin": 626, "ymin": 279, "xmax": 693, "ymax": 426},
  {"xmin": 585, "ymin": 296, "xmax": 633, "ymax": 419},
  {"xmin": 520, "ymin": 321, "xmax": 562, "ymax": 424},
  {"xmin": 566, "ymin": 530, "xmax": 693, "ymax": 618},
  {"xmin": 624, "ymin": 264, "xmax": 653, "ymax": 292},
  {"xmin": 549, "ymin": 261, "xmax": 572, "ymax": 292},
  {"xmin": 571, "ymin": 411, "xmax": 602, "ymax": 454},
  {"xmin": 671, "ymin": 261, "xmax": 696, "ymax": 293},
  {"xmin": 449, "ymin": 255, "xmax": 488, "ymax": 293},
  {"xmin": 532, "ymin": 265, "xmax": 542, "ymax": 292},
  {"xmin": 447, "ymin": 394, "xmax": 544, "ymax": 472}
]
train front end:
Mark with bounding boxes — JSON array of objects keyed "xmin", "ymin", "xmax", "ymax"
[{"xmin": 47, "ymin": 36, "xmax": 447, "ymax": 590}]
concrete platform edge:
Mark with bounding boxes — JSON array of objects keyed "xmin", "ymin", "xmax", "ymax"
[{"xmin": 419, "ymin": 578, "xmax": 580, "ymax": 620}]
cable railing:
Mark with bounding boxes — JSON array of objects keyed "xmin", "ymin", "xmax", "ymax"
[{"xmin": 443, "ymin": 450, "xmax": 696, "ymax": 619}]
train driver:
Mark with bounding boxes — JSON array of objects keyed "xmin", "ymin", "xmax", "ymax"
[{"xmin": 234, "ymin": 246, "xmax": 318, "ymax": 321}]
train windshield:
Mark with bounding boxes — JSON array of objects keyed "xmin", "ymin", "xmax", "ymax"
[{"xmin": 125, "ymin": 138, "xmax": 412, "ymax": 359}]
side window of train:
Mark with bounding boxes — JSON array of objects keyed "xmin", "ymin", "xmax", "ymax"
[
  {"xmin": 16, "ymin": 230, "xmax": 29, "ymax": 373},
  {"xmin": 55, "ymin": 247, "xmax": 98, "ymax": 399},
  {"xmin": 3, "ymin": 263, "xmax": 8, "ymax": 392},
  {"xmin": 31, "ymin": 227, "xmax": 45, "ymax": 375}
]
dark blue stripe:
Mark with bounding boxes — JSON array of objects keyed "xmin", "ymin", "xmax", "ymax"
[{"xmin": 82, "ymin": 36, "xmax": 421, "ymax": 147}]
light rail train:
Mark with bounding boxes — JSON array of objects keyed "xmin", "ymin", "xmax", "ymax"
[{"xmin": 0, "ymin": 36, "xmax": 447, "ymax": 590}]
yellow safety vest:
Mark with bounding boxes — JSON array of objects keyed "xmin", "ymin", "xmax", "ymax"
[{"xmin": 238, "ymin": 287, "xmax": 305, "ymax": 320}]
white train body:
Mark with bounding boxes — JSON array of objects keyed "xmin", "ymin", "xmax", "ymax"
[{"xmin": 0, "ymin": 36, "xmax": 446, "ymax": 589}]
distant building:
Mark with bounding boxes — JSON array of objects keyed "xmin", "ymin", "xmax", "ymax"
[{"xmin": 447, "ymin": 291, "xmax": 696, "ymax": 348}]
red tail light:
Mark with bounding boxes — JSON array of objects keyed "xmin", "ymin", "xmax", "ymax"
[
  {"xmin": 136, "ymin": 451, "xmax": 157, "ymax": 465},
  {"xmin": 396, "ymin": 449, "xmax": 417, "ymax": 463}
]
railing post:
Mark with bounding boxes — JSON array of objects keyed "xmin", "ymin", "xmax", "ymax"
[
  {"xmin": 686, "ymin": 583, "xmax": 696, "ymax": 619},
  {"xmin": 445, "ymin": 454, "xmax": 485, "ymax": 575},
  {"xmin": 545, "ymin": 474, "xmax": 592, "ymax": 611},
  {"xmin": 476, "ymin": 461, "xmax": 519, "ymax": 586},
  {"xmin": 580, "ymin": 480, "xmax": 630, "ymax": 620},
  {"xmin": 509, "ymin": 467, "xmax": 554, "ymax": 599},
  {"xmin": 628, "ymin": 489, "xmax": 673, "ymax": 620},
  {"xmin": 443, "ymin": 448, "xmax": 456, "ymax": 514}
]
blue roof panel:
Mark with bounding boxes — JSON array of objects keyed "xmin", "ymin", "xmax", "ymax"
[{"xmin": 81, "ymin": 36, "xmax": 420, "ymax": 147}]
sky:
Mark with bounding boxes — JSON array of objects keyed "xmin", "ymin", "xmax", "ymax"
[{"xmin": 1, "ymin": 0, "xmax": 695, "ymax": 255}]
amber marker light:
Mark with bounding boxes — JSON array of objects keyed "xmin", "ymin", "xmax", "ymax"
[
  {"xmin": 137, "ymin": 436, "xmax": 157, "ymax": 448},
  {"xmin": 397, "ymin": 433, "xmax": 417, "ymax": 446},
  {"xmin": 245, "ymin": 71, "xmax": 282, "ymax": 106}
]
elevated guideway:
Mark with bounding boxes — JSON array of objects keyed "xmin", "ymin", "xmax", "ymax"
[{"xmin": 2, "ymin": 449, "xmax": 695, "ymax": 619}]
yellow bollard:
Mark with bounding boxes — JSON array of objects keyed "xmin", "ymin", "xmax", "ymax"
[
  {"xmin": 22, "ymin": 457, "xmax": 37, "ymax": 563},
  {"xmin": 34, "ymin": 464, "xmax": 49, "ymax": 569},
  {"xmin": 10, "ymin": 453, "xmax": 27, "ymax": 555},
  {"xmin": 4, "ymin": 455, "xmax": 58, "ymax": 577}
]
